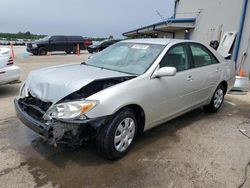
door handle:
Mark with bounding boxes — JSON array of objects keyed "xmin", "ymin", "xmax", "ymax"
[{"xmin": 187, "ymin": 75, "xmax": 193, "ymax": 81}]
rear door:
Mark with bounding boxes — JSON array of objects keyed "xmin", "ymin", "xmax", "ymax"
[
  {"xmin": 49, "ymin": 36, "xmax": 67, "ymax": 51},
  {"xmin": 68, "ymin": 36, "xmax": 84, "ymax": 50},
  {"xmin": 148, "ymin": 43, "xmax": 194, "ymax": 127},
  {"xmin": 188, "ymin": 43, "xmax": 222, "ymax": 106}
]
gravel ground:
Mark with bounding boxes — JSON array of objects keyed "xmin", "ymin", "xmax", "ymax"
[{"xmin": 0, "ymin": 46, "xmax": 250, "ymax": 188}]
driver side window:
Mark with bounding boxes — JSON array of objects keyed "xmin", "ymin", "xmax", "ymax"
[{"xmin": 160, "ymin": 44, "xmax": 189, "ymax": 72}]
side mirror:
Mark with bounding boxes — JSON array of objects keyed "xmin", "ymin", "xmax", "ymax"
[{"xmin": 153, "ymin": 67, "xmax": 177, "ymax": 78}]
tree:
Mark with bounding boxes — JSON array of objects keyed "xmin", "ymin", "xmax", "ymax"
[{"xmin": 25, "ymin": 31, "xmax": 31, "ymax": 36}]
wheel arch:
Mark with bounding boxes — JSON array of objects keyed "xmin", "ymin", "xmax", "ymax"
[
  {"xmin": 38, "ymin": 46, "xmax": 48, "ymax": 54},
  {"xmin": 219, "ymin": 80, "xmax": 228, "ymax": 94},
  {"xmin": 115, "ymin": 104, "xmax": 146, "ymax": 135}
]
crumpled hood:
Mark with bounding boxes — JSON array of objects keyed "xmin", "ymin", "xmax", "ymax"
[{"xmin": 24, "ymin": 63, "xmax": 131, "ymax": 103}]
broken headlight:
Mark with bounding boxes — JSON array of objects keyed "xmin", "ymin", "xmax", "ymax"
[{"xmin": 44, "ymin": 100, "xmax": 99, "ymax": 121}]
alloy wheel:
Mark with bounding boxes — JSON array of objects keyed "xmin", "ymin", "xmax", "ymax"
[{"xmin": 213, "ymin": 88, "xmax": 224, "ymax": 109}]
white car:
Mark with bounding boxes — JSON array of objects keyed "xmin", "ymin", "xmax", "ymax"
[{"xmin": 0, "ymin": 48, "xmax": 20, "ymax": 85}]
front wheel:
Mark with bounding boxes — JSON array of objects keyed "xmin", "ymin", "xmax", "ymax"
[
  {"xmin": 204, "ymin": 84, "xmax": 225, "ymax": 112},
  {"xmin": 96, "ymin": 109, "xmax": 137, "ymax": 160},
  {"xmin": 38, "ymin": 47, "xmax": 47, "ymax": 56}
]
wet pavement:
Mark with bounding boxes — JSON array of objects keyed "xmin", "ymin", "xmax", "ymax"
[{"xmin": 0, "ymin": 47, "xmax": 250, "ymax": 188}]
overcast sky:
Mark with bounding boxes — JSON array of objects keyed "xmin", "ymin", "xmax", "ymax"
[{"xmin": 0, "ymin": 0, "xmax": 174, "ymax": 38}]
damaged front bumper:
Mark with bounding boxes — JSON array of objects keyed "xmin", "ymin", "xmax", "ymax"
[{"xmin": 14, "ymin": 98, "xmax": 109, "ymax": 146}]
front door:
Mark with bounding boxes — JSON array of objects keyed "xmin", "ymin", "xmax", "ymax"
[{"xmin": 148, "ymin": 43, "xmax": 194, "ymax": 128}]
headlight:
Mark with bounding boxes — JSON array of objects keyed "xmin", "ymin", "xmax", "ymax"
[
  {"xmin": 32, "ymin": 43, "xmax": 38, "ymax": 48},
  {"xmin": 44, "ymin": 100, "xmax": 99, "ymax": 121}
]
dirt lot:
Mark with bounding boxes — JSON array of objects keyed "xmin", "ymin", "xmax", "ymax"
[{"xmin": 0, "ymin": 46, "xmax": 250, "ymax": 188}]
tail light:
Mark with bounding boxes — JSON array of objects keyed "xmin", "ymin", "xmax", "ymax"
[{"xmin": 6, "ymin": 57, "xmax": 14, "ymax": 65}]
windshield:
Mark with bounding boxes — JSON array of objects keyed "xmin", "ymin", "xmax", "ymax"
[
  {"xmin": 39, "ymin": 36, "xmax": 50, "ymax": 41},
  {"xmin": 86, "ymin": 42, "xmax": 165, "ymax": 75}
]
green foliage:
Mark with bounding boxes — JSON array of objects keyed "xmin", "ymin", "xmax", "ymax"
[
  {"xmin": 0, "ymin": 32, "xmax": 121, "ymax": 42},
  {"xmin": 0, "ymin": 31, "xmax": 46, "ymax": 41}
]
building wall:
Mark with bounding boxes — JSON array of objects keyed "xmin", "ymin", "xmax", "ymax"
[
  {"xmin": 238, "ymin": 3, "xmax": 250, "ymax": 76},
  {"xmin": 175, "ymin": 0, "xmax": 250, "ymax": 75}
]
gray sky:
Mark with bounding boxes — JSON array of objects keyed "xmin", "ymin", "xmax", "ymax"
[{"xmin": 0, "ymin": 0, "xmax": 174, "ymax": 38}]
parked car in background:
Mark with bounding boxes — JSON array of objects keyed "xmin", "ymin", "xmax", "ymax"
[
  {"xmin": 87, "ymin": 39, "xmax": 120, "ymax": 53},
  {"xmin": 0, "ymin": 48, "xmax": 20, "ymax": 85},
  {"xmin": 15, "ymin": 39, "xmax": 235, "ymax": 159},
  {"xmin": 26, "ymin": 36, "xmax": 93, "ymax": 55}
]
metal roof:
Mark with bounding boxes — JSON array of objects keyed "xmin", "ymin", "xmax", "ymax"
[{"xmin": 123, "ymin": 18, "xmax": 196, "ymax": 36}]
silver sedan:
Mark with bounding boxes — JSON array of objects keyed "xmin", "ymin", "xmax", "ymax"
[{"xmin": 15, "ymin": 39, "xmax": 235, "ymax": 159}]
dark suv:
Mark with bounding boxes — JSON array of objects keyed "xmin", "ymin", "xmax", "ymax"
[{"xmin": 27, "ymin": 36, "xmax": 92, "ymax": 55}]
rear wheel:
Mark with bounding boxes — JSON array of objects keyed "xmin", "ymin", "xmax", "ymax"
[
  {"xmin": 96, "ymin": 109, "xmax": 137, "ymax": 160},
  {"xmin": 204, "ymin": 84, "xmax": 225, "ymax": 112},
  {"xmin": 38, "ymin": 47, "xmax": 47, "ymax": 55},
  {"xmin": 65, "ymin": 50, "xmax": 71, "ymax": 54}
]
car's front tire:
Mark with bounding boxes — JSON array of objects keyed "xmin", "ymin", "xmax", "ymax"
[
  {"xmin": 38, "ymin": 47, "xmax": 47, "ymax": 55},
  {"xmin": 96, "ymin": 109, "xmax": 137, "ymax": 160},
  {"xmin": 204, "ymin": 84, "xmax": 225, "ymax": 112}
]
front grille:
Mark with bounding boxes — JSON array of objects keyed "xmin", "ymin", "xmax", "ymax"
[
  {"xmin": 19, "ymin": 95, "xmax": 52, "ymax": 122},
  {"xmin": 24, "ymin": 95, "xmax": 52, "ymax": 112}
]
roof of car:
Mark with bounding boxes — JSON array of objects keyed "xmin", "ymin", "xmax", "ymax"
[{"xmin": 120, "ymin": 38, "xmax": 186, "ymax": 45}]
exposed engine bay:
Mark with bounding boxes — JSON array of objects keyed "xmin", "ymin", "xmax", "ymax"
[{"xmin": 59, "ymin": 76, "xmax": 135, "ymax": 102}]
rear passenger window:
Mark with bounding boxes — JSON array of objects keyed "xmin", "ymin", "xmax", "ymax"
[
  {"xmin": 160, "ymin": 45, "xmax": 189, "ymax": 72},
  {"xmin": 52, "ymin": 36, "xmax": 66, "ymax": 42},
  {"xmin": 190, "ymin": 44, "xmax": 219, "ymax": 68}
]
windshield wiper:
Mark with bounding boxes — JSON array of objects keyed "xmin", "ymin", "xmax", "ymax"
[{"xmin": 81, "ymin": 62, "xmax": 138, "ymax": 76}]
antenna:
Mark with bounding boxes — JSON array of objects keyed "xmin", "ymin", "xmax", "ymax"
[{"xmin": 156, "ymin": 10, "xmax": 165, "ymax": 21}]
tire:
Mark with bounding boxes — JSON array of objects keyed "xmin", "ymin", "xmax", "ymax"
[
  {"xmin": 38, "ymin": 48, "xmax": 47, "ymax": 56},
  {"xmin": 96, "ymin": 109, "xmax": 138, "ymax": 160},
  {"xmin": 65, "ymin": 51, "xmax": 71, "ymax": 54},
  {"xmin": 204, "ymin": 84, "xmax": 225, "ymax": 112}
]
